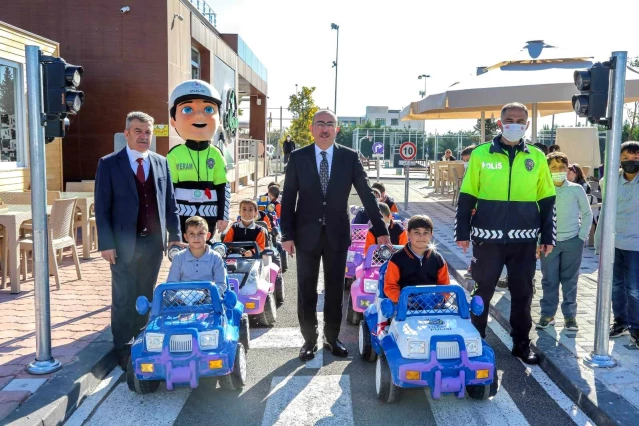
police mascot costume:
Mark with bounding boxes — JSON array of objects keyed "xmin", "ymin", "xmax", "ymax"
[{"xmin": 167, "ymin": 80, "xmax": 230, "ymax": 238}]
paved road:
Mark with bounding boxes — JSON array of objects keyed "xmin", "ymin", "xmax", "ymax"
[{"xmin": 66, "ymin": 190, "xmax": 595, "ymax": 426}]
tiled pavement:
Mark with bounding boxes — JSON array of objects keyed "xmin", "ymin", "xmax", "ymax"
[
  {"xmin": 382, "ymin": 180, "xmax": 639, "ymax": 424},
  {"xmin": 0, "ymin": 175, "xmax": 282, "ymax": 422}
]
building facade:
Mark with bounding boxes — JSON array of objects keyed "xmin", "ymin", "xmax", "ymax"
[
  {"xmin": 339, "ymin": 106, "xmax": 425, "ymax": 130},
  {"xmin": 3, "ymin": 0, "xmax": 268, "ymax": 190},
  {"xmin": 0, "ymin": 21, "xmax": 63, "ymax": 191}
]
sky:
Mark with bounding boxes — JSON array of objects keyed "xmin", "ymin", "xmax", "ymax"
[{"xmin": 211, "ymin": 0, "xmax": 639, "ymax": 133}]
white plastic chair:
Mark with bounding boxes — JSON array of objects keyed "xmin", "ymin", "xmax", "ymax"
[{"xmin": 20, "ymin": 198, "xmax": 82, "ymax": 289}]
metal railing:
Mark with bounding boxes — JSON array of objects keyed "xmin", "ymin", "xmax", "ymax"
[{"xmin": 188, "ymin": 0, "xmax": 217, "ymax": 27}]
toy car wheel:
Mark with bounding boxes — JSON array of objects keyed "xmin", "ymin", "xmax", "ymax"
[
  {"xmin": 220, "ymin": 343, "xmax": 247, "ymax": 391},
  {"xmin": 240, "ymin": 313, "xmax": 251, "ymax": 351},
  {"xmin": 275, "ymin": 274, "xmax": 285, "ymax": 306},
  {"xmin": 126, "ymin": 357, "xmax": 160, "ymax": 394},
  {"xmin": 375, "ymin": 353, "xmax": 399, "ymax": 403},
  {"xmin": 259, "ymin": 293, "xmax": 277, "ymax": 326},
  {"xmin": 358, "ymin": 320, "xmax": 377, "ymax": 362},
  {"xmin": 344, "ymin": 278, "xmax": 354, "ymax": 291},
  {"xmin": 346, "ymin": 294, "xmax": 362, "ymax": 325},
  {"xmin": 467, "ymin": 363, "xmax": 499, "ymax": 400}
]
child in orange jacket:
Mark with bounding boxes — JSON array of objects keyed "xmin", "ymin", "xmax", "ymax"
[
  {"xmin": 383, "ymin": 215, "xmax": 449, "ymax": 303},
  {"xmin": 363, "ymin": 202, "xmax": 408, "ymax": 254}
]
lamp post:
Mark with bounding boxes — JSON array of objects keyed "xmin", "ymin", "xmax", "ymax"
[
  {"xmin": 295, "ymin": 84, "xmax": 298, "ymax": 95},
  {"xmin": 331, "ymin": 23, "xmax": 339, "ymax": 113},
  {"xmin": 418, "ymin": 74, "xmax": 430, "ymax": 97}
]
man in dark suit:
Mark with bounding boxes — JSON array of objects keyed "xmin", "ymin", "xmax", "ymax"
[
  {"xmin": 95, "ymin": 111, "xmax": 182, "ymax": 370},
  {"xmin": 281, "ymin": 109, "xmax": 391, "ymax": 361}
]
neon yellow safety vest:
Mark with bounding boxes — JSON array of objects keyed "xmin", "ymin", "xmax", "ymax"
[
  {"xmin": 455, "ymin": 137, "xmax": 556, "ymax": 245},
  {"xmin": 167, "ymin": 141, "xmax": 229, "ymax": 220}
]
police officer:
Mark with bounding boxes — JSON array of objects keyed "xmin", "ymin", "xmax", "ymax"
[
  {"xmin": 455, "ymin": 102, "xmax": 556, "ymax": 365},
  {"xmin": 167, "ymin": 80, "xmax": 230, "ymax": 238}
]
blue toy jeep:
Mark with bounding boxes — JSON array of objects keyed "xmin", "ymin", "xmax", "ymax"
[
  {"xmin": 127, "ymin": 280, "xmax": 249, "ymax": 393},
  {"xmin": 359, "ymin": 282, "xmax": 498, "ymax": 402}
]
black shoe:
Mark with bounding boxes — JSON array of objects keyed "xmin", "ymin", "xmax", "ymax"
[
  {"xmin": 511, "ymin": 341, "xmax": 538, "ymax": 365},
  {"xmin": 323, "ymin": 339, "xmax": 348, "ymax": 357},
  {"xmin": 610, "ymin": 321, "xmax": 629, "ymax": 338},
  {"xmin": 299, "ymin": 341, "xmax": 318, "ymax": 361},
  {"xmin": 630, "ymin": 330, "xmax": 639, "ymax": 348}
]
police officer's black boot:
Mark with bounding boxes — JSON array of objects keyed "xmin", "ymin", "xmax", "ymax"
[{"xmin": 511, "ymin": 340, "xmax": 539, "ymax": 365}]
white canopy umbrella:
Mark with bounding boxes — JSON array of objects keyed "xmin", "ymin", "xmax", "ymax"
[{"xmin": 401, "ymin": 41, "xmax": 639, "ymax": 143}]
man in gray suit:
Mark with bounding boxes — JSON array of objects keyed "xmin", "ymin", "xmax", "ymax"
[{"xmin": 95, "ymin": 111, "xmax": 182, "ymax": 370}]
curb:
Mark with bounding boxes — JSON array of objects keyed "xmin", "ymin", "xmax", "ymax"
[{"xmin": 2, "ymin": 329, "xmax": 117, "ymax": 426}]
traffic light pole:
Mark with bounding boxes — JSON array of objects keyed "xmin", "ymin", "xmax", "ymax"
[
  {"xmin": 584, "ymin": 51, "xmax": 628, "ymax": 369},
  {"xmin": 25, "ymin": 46, "xmax": 61, "ymax": 375}
]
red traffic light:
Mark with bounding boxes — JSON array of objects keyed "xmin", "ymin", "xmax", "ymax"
[{"xmin": 574, "ymin": 70, "xmax": 590, "ymax": 91}]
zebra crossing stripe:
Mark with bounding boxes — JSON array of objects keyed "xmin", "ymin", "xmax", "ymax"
[
  {"xmin": 81, "ymin": 383, "xmax": 190, "ymax": 426},
  {"xmin": 261, "ymin": 375, "xmax": 354, "ymax": 426}
]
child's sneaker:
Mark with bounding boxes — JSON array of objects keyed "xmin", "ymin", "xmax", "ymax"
[
  {"xmin": 630, "ymin": 330, "xmax": 639, "ymax": 348},
  {"xmin": 610, "ymin": 321, "xmax": 629, "ymax": 338},
  {"xmin": 564, "ymin": 318, "xmax": 579, "ymax": 331},
  {"xmin": 536, "ymin": 317, "xmax": 555, "ymax": 329}
]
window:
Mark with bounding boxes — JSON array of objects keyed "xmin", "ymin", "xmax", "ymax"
[
  {"xmin": 375, "ymin": 118, "xmax": 386, "ymax": 126},
  {"xmin": 391, "ymin": 118, "xmax": 398, "ymax": 126},
  {"xmin": 191, "ymin": 47, "xmax": 201, "ymax": 79},
  {"xmin": 0, "ymin": 60, "xmax": 24, "ymax": 166}
]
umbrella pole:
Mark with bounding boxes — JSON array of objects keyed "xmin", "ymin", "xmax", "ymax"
[
  {"xmin": 480, "ymin": 111, "xmax": 486, "ymax": 143},
  {"xmin": 531, "ymin": 103, "xmax": 538, "ymax": 144}
]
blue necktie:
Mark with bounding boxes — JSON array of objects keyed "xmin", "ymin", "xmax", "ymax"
[{"xmin": 319, "ymin": 151, "xmax": 329, "ymax": 195}]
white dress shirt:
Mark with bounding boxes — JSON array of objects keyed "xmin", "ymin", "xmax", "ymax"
[
  {"xmin": 125, "ymin": 145, "xmax": 150, "ymax": 180},
  {"xmin": 314, "ymin": 143, "xmax": 334, "ymax": 177}
]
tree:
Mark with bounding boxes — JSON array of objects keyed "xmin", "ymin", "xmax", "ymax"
[
  {"xmin": 0, "ymin": 66, "xmax": 15, "ymax": 116},
  {"xmin": 472, "ymin": 118, "xmax": 499, "ymax": 142},
  {"xmin": 627, "ymin": 57, "xmax": 639, "ymax": 138},
  {"xmin": 287, "ymin": 86, "xmax": 319, "ymax": 147}
]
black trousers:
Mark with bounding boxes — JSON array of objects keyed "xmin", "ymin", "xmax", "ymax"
[
  {"xmin": 296, "ymin": 228, "xmax": 348, "ymax": 343},
  {"xmin": 470, "ymin": 242, "xmax": 537, "ymax": 343},
  {"xmin": 110, "ymin": 233, "xmax": 164, "ymax": 350}
]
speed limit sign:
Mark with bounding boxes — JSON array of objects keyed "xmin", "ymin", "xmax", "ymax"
[{"xmin": 400, "ymin": 141, "xmax": 417, "ymax": 161}]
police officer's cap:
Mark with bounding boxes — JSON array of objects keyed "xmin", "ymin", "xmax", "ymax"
[{"xmin": 169, "ymin": 79, "xmax": 222, "ymax": 109}]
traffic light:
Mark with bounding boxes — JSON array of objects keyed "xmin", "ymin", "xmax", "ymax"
[
  {"xmin": 40, "ymin": 55, "xmax": 84, "ymax": 142},
  {"xmin": 572, "ymin": 62, "xmax": 610, "ymax": 125}
]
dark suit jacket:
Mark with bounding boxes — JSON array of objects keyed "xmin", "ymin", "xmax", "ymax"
[
  {"xmin": 280, "ymin": 143, "xmax": 388, "ymax": 252},
  {"xmin": 94, "ymin": 148, "xmax": 181, "ymax": 263}
]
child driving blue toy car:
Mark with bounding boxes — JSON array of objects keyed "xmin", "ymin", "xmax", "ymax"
[{"xmin": 167, "ymin": 216, "xmax": 227, "ymax": 295}]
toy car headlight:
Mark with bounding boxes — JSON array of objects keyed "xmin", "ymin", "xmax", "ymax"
[
  {"xmin": 346, "ymin": 250, "xmax": 355, "ymax": 263},
  {"xmin": 145, "ymin": 333, "xmax": 164, "ymax": 352},
  {"xmin": 409, "ymin": 340, "xmax": 426, "ymax": 355},
  {"xmin": 199, "ymin": 330, "xmax": 220, "ymax": 350},
  {"xmin": 465, "ymin": 338, "xmax": 482, "ymax": 357},
  {"xmin": 363, "ymin": 279, "xmax": 378, "ymax": 294}
]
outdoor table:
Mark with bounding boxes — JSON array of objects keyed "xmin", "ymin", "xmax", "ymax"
[
  {"xmin": 0, "ymin": 204, "xmax": 52, "ymax": 293},
  {"xmin": 60, "ymin": 192, "xmax": 94, "ymax": 259}
]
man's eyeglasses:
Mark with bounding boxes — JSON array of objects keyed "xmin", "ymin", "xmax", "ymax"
[{"xmin": 313, "ymin": 121, "xmax": 336, "ymax": 129}]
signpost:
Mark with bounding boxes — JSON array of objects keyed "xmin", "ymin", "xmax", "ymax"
[
  {"xmin": 372, "ymin": 142, "xmax": 383, "ymax": 182},
  {"xmin": 400, "ymin": 141, "xmax": 417, "ymax": 210}
]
